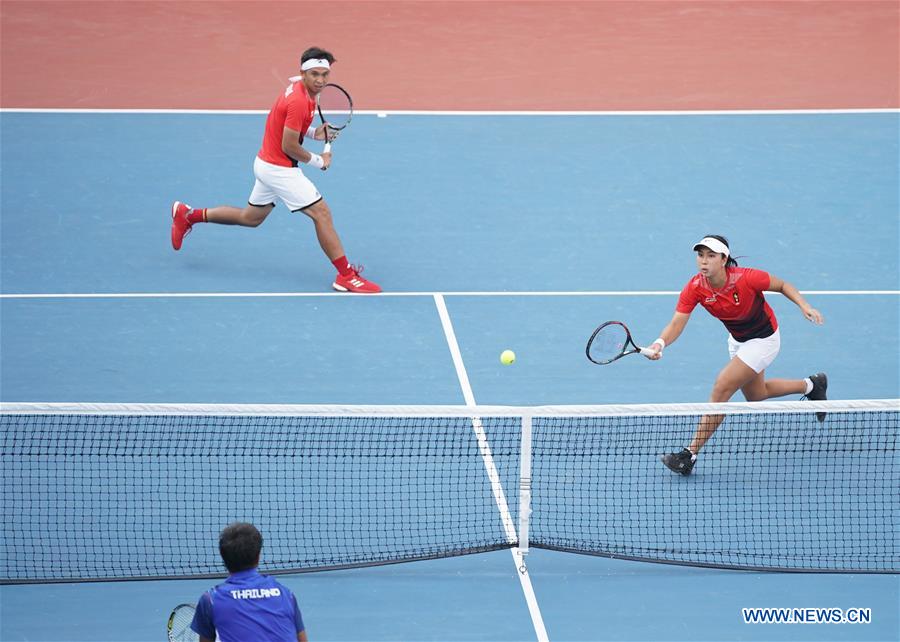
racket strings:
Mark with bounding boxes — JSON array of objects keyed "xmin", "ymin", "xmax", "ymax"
[
  {"xmin": 589, "ymin": 326, "xmax": 628, "ymax": 362},
  {"xmin": 167, "ymin": 605, "xmax": 197, "ymax": 642},
  {"xmin": 317, "ymin": 85, "xmax": 352, "ymax": 130}
]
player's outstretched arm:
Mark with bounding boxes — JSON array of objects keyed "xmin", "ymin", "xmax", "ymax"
[
  {"xmin": 646, "ymin": 312, "xmax": 690, "ymax": 360},
  {"xmin": 767, "ymin": 275, "xmax": 824, "ymax": 325}
]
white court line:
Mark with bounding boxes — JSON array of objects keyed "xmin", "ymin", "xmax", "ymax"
[
  {"xmin": 433, "ymin": 294, "xmax": 549, "ymax": 642},
  {"xmin": 1, "ymin": 108, "xmax": 897, "ymax": 115},
  {"xmin": 1, "ymin": 290, "xmax": 897, "ymax": 299}
]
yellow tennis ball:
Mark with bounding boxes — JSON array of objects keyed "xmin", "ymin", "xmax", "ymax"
[{"xmin": 500, "ymin": 349, "xmax": 516, "ymax": 365}]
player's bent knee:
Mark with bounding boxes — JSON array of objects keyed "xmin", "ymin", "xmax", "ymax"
[
  {"xmin": 740, "ymin": 378, "xmax": 768, "ymax": 402},
  {"xmin": 709, "ymin": 389, "xmax": 733, "ymax": 403},
  {"xmin": 710, "ymin": 378, "xmax": 740, "ymax": 402},
  {"xmin": 300, "ymin": 202, "xmax": 332, "ymax": 224},
  {"xmin": 742, "ymin": 389, "xmax": 768, "ymax": 402},
  {"xmin": 242, "ymin": 205, "xmax": 271, "ymax": 227}
]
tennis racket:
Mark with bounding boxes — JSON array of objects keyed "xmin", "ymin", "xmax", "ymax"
[
  {"xmin": 316, "ymin": 83, "xmax": 353, "ymax": 154},
  {"xmin": 586, "ymin": 321, "xmax": 654, "ymax": 365},
  {"xmin": 167, "ymin": 603, "xmax": 198, "ymax": 642}
]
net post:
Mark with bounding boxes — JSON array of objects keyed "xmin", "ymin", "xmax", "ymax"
[{"xmin": 517, "ymin": 412, "xmax": 533, "ymax": 572}]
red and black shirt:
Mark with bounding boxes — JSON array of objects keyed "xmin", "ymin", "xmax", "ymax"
[
  {"xmin": 676, "ymin": 267, "xmax": 778, "ymax": 341},
  {"xmin": 258, "ymin": 79, "xmax": 316, "ymax": 168}
]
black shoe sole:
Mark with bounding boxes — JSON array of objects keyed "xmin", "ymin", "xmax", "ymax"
[
  {"xmin": 660, "ymin": 454, "xmax": 693, "ymax": 476},
  {"xmin": 808, "ymin": 373, "xmax": 827, "ymax": 422}
]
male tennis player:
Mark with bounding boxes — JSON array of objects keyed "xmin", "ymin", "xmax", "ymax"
[
  {"xmin": 646, "ymin": 235, "xmax": 827, "ymax": 475},
  {"xmin": 191, "ymin": 522, "xmax": 308, "ymax": 642},
  {"xmin": 171, "ymin": 46, "xmax": 380, "ymax": 293}
]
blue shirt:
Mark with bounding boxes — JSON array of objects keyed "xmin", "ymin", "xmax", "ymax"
[{"xmin": 191, "ymin": 568, "xmax": 304, "ymax": 642}]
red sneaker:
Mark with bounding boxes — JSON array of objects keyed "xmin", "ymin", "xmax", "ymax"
[
  {"xmin": 332, "ymin": 265, "xmax": 381, "ymax": 293},
  {"xmin": 171, "ymin": 201, "xmax": 193, "ymax": 250}
]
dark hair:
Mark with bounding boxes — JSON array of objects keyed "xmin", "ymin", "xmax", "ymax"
[
  {"xmin": 219, "ymin": 522, "xmax": 263, "ymax": 573},
  {"xmin": 702, "ymin": 234, "xmax": 739, "ymax": 267},
  {"xmin": 301, "ymin": 47, "xmax": 336, "ymax": 66}
]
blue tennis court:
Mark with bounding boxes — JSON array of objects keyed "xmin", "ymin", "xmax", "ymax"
[{"xmin": 1, "ymin": 110, "xmax": 898, "ymax": 641}]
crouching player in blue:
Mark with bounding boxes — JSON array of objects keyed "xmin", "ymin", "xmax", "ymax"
[{"xmin": 192, "ymin": 523, "xmax": 308, "ymax": 642}]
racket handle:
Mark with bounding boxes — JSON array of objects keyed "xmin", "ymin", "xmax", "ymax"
[
  {"xmin": 323, "ymin": 142, "xmax": 331, "ymax": 153},
  {"xmin": 638, "ymin": 347, "xmax": 655, "ymax": 357}
]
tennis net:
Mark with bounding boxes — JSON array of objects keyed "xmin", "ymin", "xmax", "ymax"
[{"xmin": 1, "ymin": 399, "xmax": 897, "ymax": 582}]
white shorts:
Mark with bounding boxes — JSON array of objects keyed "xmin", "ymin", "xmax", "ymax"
[
  {"xmin": 248, "ymin": 156, "xmax": 322, "ymax": 212},
  {"xmin": 728, "ymin": 329, "xmax": 781, "ymax": 373}
]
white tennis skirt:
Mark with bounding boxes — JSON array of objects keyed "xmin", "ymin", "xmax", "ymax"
[{"xmin": 727, "ymin": 329, "xmax": 781, "ymax": 373}]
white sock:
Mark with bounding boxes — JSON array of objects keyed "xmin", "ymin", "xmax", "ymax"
[{"xmin": 804, "ymin": 378, "xmax": 814, "ymax": 394}]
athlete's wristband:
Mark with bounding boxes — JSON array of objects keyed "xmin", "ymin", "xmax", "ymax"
[
  {"xmin": 305, "ymin": 125, "xmax": 318, "ymax": 139},
  {"xmin": 653, "ymin": 338, "xmax": 666, "ymax": 350},
  {"xmin": 307, "ymin": 153, "xmax": 324, "ymax": 169}
]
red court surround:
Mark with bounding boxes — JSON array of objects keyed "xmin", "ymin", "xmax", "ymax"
[{"xmin": 1, "ymin": 0, "xmax": 897, "ymax": 110}]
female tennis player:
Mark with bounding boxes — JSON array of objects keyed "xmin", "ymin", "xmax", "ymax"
[{"xmin": 646, "ymin": 235, "xmax": 827, "ymax": 475}]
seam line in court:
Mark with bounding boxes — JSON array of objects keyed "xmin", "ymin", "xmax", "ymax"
[
  {"xmin": 433, "ymin": 294, "xmax": 550, "ymax": 642},
  {"xmin": 1, "ymin": 290, "xmax": 897, "ymax": 299},
  {"xmin": 1, "ymin": 108, "xmax": 898, "ymax": 115}
]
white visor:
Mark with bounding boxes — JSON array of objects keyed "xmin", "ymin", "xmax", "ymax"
[
  {"xmin": 301, "ymin": 58, "xmax": 330, "ymax": 71},
  {"xmin": 692, "ymin": 237, "xmax": 730, "ymax": 257}
]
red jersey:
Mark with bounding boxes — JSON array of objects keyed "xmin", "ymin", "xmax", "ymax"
[
  {"xmin": 258, "ymin": 78, "xmax": 316, "ymax": 168},
  {"xmin": 676, "ymin": 267, "xmax": 778, "ymax": 341}
]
